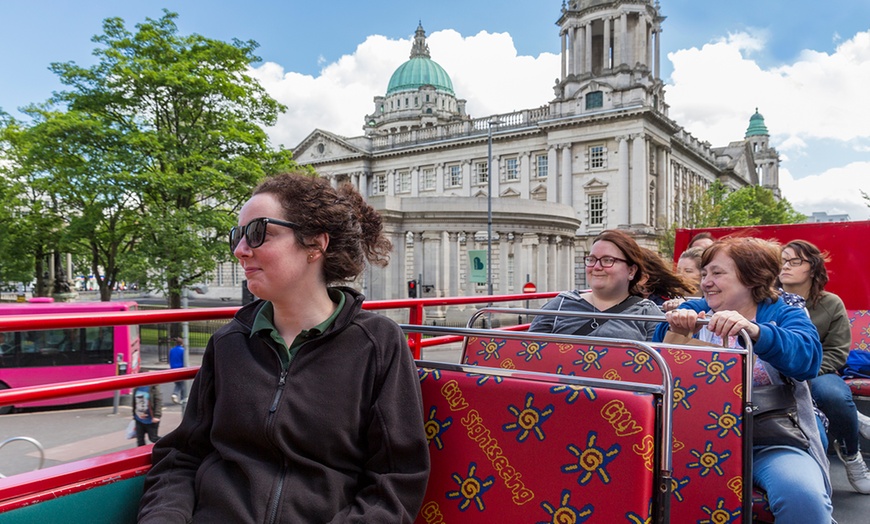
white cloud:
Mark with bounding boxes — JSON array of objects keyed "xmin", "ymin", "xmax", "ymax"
[
  {"xmin": 248, "ymin": 30, "xmax": 558, "ymax": 148},
  {"xmin": 666, "ymin": 29, "xmax": 870, "ymax": 145},
  {"xmin": 779, "ymin": 163, "xmax": 870, "ymax": 220}
]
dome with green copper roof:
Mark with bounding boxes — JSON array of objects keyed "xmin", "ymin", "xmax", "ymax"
[
  {"xmin": 386, "ymin": 24, "xmax": 455, "ymax": 96},
  {"xmin": 745, "ymin": 108, "xmax": 769, "ymax": 137}
]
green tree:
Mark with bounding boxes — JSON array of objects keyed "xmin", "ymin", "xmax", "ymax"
[
  {"xmin": 708, "ymin": 184, "xmax": 805, "ymax": 226},
  {"xmin": 1, "ymin": 11, "xmax": 298, "ymax": 305},
  {"xmin": 659, "ymin": 181, "xmax": 805, "ymax": 256},
  {"xmin": 0, "ymin": 112, "xmax": 65, "ymax": 294}
]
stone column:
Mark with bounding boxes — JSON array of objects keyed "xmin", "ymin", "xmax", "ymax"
[
  {"xmin": 522, "ymin": 233, "xmax": 539, "ymax": 291},
  {"xmin": 413, "ymin": 232, "xmax": 424, "ymax": 289},
  {"xmin": 562, "ymin": 236, "xmax": 576, "ymax": 291},
  {"xmin": 498, "ymin": 232, "xmax": 511, "ymax": 295},
  {"xmin": 631, "ymin": 135, "xmax": 648, "ymax": 225},
  {"xmin": 654, "ymin": 26, "xmax": 661, "ymax": 79},
  {"xmin": 387, "ymin": 170, "xmax": 396, "ymax": 197},
  {"xmin": 584, "ymin": 22, "xmax": 593, "ymax": 75},
  {"xmin": 448, "ymin": 232, "xmax": 460, "ymax": 298},
  {"xmin": 491, "ymin": 155, "xmax": 500, "ymax": 201},
  {"xmin": 411, "ymin": 166, "xmax": 419, "ymax": 197},
  {"xmin": 547, "ymin": 146, "xmax": 558, "ymax": 203},
  {"xmin": 435, "ymin": 163, "xmax": 444, "ymax": 194},
  {"xmin": 603, "ymin": 17, "xmax": 611, "ymax": 70},
  {"xmin": 537, "ymin": 234, "xmax": 549, "ymax": 292},
  {"xmin": 547, "ymin": 236, "xmax": 558, "ymax": 292},
  {"xmin": 620, "ymin": 13, "xmax": 628, "ymax": 67},
  {"xmin": 561, "ymin": 30, "xmax": 567, "ymax": 80},
  {"xmin": 638, "ymin": 16, "xmax": 648, "ymax": 68},
  {"xmin": 462, "ymin": 160, "xmax": 471, "ymax": 195},
  {"xmin": 359, "ymin": 172, "xmax": 369, "ymax": 199},
  {"xmin": 519, "ymin": 151, "xmax": 531, "ymax": 199},
  {"xmin": 560, "ymin": 144, "xmax": 573, "ymax": 207},
  {"xmin": 617, "ymin": 136, "xmax": 630, "ymax": 226}
]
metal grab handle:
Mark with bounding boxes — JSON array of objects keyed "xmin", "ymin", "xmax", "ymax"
[{"xmin": 0, "ymin": 436, "xmax": 45, "ymax": 478}]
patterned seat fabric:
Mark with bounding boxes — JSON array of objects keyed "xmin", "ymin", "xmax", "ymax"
[
  {"xmin": 463, "ymin": 336, "xmax": 750, "ymax": 522},
  {"xmin": 416, "ymin": 362, "xmax": 661, "ymax": 523}
]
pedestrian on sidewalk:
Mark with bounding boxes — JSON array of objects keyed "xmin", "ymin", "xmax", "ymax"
[
  {"xmin": 133, "ymin": 377, "xmax": 162, "ymax": 447},
  {"xmin": 168, "ymin": 337, "xmax": 186, "ymax": 404}
]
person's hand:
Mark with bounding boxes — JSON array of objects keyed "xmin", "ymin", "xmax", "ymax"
[
  {"xmin": 152, "ymin": 417, "xmax": 160, "ymax": 423},
  {"xmin": 665, "ymin": 309, "xmax": 705, "ymax": 337},
  {"xmin": 662, "ymin": 298, "xmax": 685, "ymax": 312},
  {"xmin": 706, "ymin": 310, "xmax": 760, "ymax": 341}
]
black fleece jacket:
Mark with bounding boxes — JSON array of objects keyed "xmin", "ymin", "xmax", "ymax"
[{"xmin": 138, "ymin": 288, "xmax": 430, "ymax": 523}]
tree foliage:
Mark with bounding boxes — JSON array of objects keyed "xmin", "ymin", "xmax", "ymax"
[
  {"xmin": 659, "ymin": 181, "xmax": 806, "ymax": 258},
  {"xmin": 0, "ymin": 11, "xmax": 298, "ymax": 304}
]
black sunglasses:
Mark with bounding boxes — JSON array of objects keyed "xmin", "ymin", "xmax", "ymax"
[{"xmin": 230, "ymin": 217, "xmax": 298, "ymax": 252}]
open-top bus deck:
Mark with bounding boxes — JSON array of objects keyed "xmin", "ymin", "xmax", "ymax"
[{"xmin": 2, "ymin": 293, "xmax": 869, "ymax": 522}]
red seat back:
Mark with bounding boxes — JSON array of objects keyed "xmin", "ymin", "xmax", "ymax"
[
  {"xmin": 463, "ymin": 336, "xmax": 750, "ymax": 522},
  {"xmin": 416, "ymin": 361, "xmax": 664, "ymax": 523}
]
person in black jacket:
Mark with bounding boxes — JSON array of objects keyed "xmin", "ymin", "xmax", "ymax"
[{"xmin": 138, "ymin": 172, "xmax": 430, "ymax": 523}]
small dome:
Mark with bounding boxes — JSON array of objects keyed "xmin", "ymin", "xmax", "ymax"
[
  {"xmin": 745, "ymin": 108, "xmax": 769, "ymax": 137},
  {"xmin": 385, "ymin": 23, "xmax": 455, "ymax": 96}
]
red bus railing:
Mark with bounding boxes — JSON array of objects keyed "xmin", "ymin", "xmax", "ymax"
[{"xmin": 0, "ymin": 293, "xmax": 556, "ymax": 408}]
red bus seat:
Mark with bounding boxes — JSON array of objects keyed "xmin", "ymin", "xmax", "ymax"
[
  {"xmin": 416, "ymin": 360, "xmax": 667, "ymax": 523},
  {"xmin": 463, "ymin": 335, "xmax": 753, "ymax": 522},
  {"xmin": 845, "ymin": 310, "xmax": 870, "ymax": 399}
]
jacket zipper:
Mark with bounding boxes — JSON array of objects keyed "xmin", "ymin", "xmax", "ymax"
[
  {"xmin": 261, "ymin": 334, "xmax": 289, "ymax": 523},
  {"xmin": 266, "ymin": 461, "xmax": 287, "ymax": 524}
]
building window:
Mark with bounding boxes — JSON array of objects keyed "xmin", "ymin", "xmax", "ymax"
[
  {"xmin": 447, "ymin": 164, "xmax": 462, "ymax": 187},
  {"xmin": 396, "ymin": 171, "xmax": 411, "ymax": 194},
  {"xmin": 586, "ymin": 91, "xmax": 603, "ymax": 109},
  {"xmin": 588, "ymin": 193, "xmax": 604, "ymax": 226},
  {"xmin": 420, "ymin": 167, "xmax": 435, "ymax": 191},
  {"xmin": 535, "ymin": 154, "xmax": 548, "ymax": 179},
  {"xmin": 505, "ymin": 158, "xmax": 519, "ymax": 181},
  {"xmin": 372, "ymin": 173, "xmax": 387, "ymax": 195},
  {"xmin": 473, "ymin": 161, "xmax": 488, "ymax": 186},
  {"xmin": 589, "ymin": 145, "xmax": 606, "ymax": 169}
]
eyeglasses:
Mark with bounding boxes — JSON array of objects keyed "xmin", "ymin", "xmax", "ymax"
[
  {"xmin": 781, "ymin": 257, "xmax": 806, "ymax": 268},
  {"xmin": 584, "ymin": 255, "xmax": 628, "ymax": 268},
  {"xmin": 230, "ymin": 217, "xmax": 298, "ymax": 252}
]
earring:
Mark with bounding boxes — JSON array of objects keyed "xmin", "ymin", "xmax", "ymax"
[{"xmin": 307, "ymin": 253, "xmax": 315, "ymax": 262}]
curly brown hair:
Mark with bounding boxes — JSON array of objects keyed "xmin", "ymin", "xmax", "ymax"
[{"xmin": 253, "ymin": 172, "xmax": 392, "ymax": 283}]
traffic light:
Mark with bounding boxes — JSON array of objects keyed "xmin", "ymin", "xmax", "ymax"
[{"xmin": 407, "ymin": 279, "xmax": 417, "ymax": 298}]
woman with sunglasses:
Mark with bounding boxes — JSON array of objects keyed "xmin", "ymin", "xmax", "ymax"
[
  {"xmin": 139, "ymin": 172, "xmax": 430, "ymax": 523},
  {"xmin": 778, "ymin": 239, "xmax": 870, "ymax": 494},
  {"xmin": 529, "ymin": 229, "xmax": 665, "ymax": 341}
]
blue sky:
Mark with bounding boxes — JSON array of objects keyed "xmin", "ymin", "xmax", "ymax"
[{"xmin": 2, "ymin": 1, "xmax": 869, "ymax": 219}]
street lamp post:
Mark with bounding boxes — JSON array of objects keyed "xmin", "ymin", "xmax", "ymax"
[{"xmin": 487, "ymin": 117, "xmax": 502, "ymax": 297}]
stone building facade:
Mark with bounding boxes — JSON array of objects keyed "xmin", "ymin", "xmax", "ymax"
[{"xmin": 208, "ymin": 0, "xmax": 781, "ymax": 303}]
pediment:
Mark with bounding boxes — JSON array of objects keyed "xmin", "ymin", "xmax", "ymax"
[
  {"xmin": 500, "ymin": 187, "xmax": 521, "ymax": 198},
  {"xmin": 584, "ymin": 177, "xmax": 609, "ymax": 189},
  {"xmin": 293, "ymin": 129, "xmax": 369, "ymax": 164}
]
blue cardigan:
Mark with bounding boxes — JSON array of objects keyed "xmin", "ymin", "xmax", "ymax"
[{"xmin": 652, "ymin": 297, "xmax": 822, "ymax": 380}]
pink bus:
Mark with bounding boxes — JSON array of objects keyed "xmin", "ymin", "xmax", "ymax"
[{"xmin": 0, "ymin": 300, "xmax": 140, "ymax": 413}]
